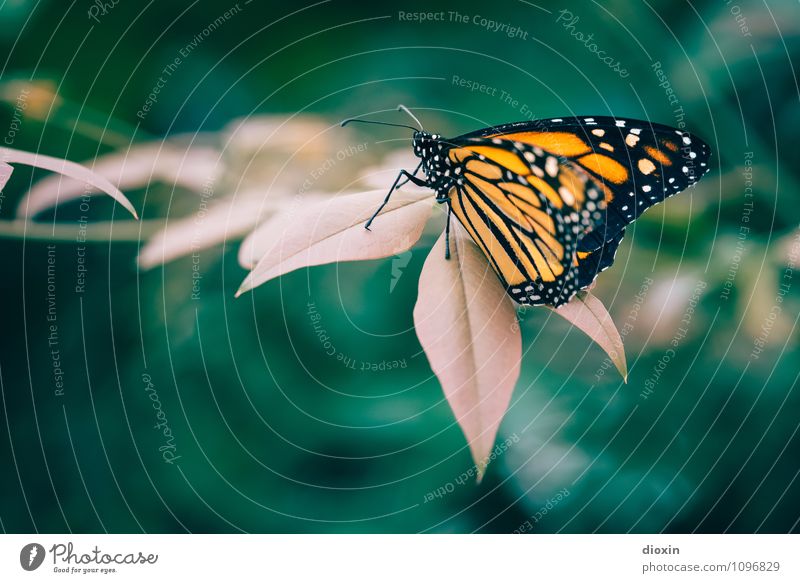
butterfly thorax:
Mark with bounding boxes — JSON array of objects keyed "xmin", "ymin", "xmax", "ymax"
[{"xmin": 412, "ymin": 131, "xmax": 456, "ymax": 201}]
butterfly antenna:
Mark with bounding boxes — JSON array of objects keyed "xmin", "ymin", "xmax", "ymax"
[
  {"xmin": 340, "ymin": 118, "xmax": 417, "ymax": 131},
  {"xmin": 397, "ymin": 104, "xmax": 423, "ymax": 130}
]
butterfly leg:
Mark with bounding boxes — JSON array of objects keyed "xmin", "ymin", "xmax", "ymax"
[
  {"xmin": 364, "ymin": 163, "xmax": 425, "ymax": 230},
  {"xmin": 444, "ymin": 206, "xmax": 452, "ymax": 260},
  {"xmin": 394, "ymin": 161, "xmax": 423, "ymax": 190}
]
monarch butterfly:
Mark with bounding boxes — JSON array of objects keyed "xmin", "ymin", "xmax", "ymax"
[{"xmin": 343, "ymin": 106, "xmax": 711, "ymax": 307}]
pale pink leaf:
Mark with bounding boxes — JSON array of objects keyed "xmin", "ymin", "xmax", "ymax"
[
  {"xmin": 139, "ymin": 196, "xmax": 263, "ymax": 269},
  {"xmin": 16, "ymin": 142, "xmax": 220, "ymax": 219},
  {"xmin": 548, "ymin": 291, "xmax": 627, "ymax": 381},
  {"xmin": 413, "ymin": 224, "xmax": 521, "ymax": 480},
  {"xmin": 1, "ymin": 146, "xmax": 138, "ymax": 218},
  {"xmin": 140, "ymin": 192, "xmax": 330, "ymax": 269},
  {"xmin": 0, "ymin": 162, "xmax": 13, "ymax": 191},
  {"xmin": 235, "ymin": 189, "xmax": 432, "ymax": 297},
  {"xmin": 237, "ymin": 193, "xmax": 329, "ymax": 269}
]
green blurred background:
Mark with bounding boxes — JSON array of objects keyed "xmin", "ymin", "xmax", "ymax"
[{"xmin": 1, "ymin": 0, "xmax": 799, "ymax": 533}]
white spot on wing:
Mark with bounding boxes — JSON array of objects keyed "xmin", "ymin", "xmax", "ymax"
[
  {"xmin": 559, "ymin": 186, "xmax": 575, "ymax": 206},
  {"xmin": 625, "ymin": 134, "xmax": 640, "ymax": 147},
  {"xmin": 545, "ymin": 156, "xmax": 558, "ymax": 177}
]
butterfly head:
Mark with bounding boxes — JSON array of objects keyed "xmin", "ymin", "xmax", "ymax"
[{"xmin": 412, "ymin": 131, "xmax": 441, "ymax": 160}]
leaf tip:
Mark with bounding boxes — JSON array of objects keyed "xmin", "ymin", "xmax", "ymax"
[
  {"xmin": 235, "ymin": 274, "xmax": 256, "ymax": 298},
  {"xmin": 235, "ymin": 272, "xmax": 255, "ymax": 298},
  {"xmin": 614, "ymin": 352, "xmax": 628, "ymax": 382},
  {"xmin": 475, "ymin": 462, "xmax": 487, "ymax": 484}
]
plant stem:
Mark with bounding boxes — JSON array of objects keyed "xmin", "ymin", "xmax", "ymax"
[{"xmin": 0, "ymin": 219, "xmax": 164, "ymax": 243}]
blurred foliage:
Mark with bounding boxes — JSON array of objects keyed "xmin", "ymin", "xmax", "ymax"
[{"xmin": 0, "ymin": 0, "xmax": 798, "ymax": 533}]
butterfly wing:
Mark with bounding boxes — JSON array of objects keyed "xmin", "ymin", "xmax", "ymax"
[
  {"xmin": 454, "ymin": 116, "xmax": 712, "ymax": 252},
  {"xmin": 574, "ymin": 227, "xmax": 626, "ymax": 290},
  {"xmin": 439, "ymin": 116, "xmax": 710, "ymax": 305},
  {"xmin": 444, "ymin": 137, "xmax": 607, "ymax": 306}
]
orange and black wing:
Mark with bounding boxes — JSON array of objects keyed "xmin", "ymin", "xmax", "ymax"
[
  {"xmin": 444, "ymin": 138, "xmax": 608, "ymax": 306},
  {"xmin": 455, "ymin": 116, "xmax": 711, "ymax": 251},
  {"xmin": 574, "ymin": 227, "xmax": 626, "ymax": 290}
]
